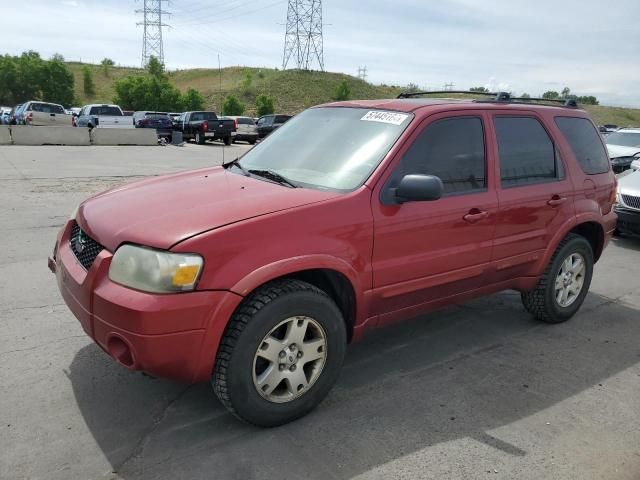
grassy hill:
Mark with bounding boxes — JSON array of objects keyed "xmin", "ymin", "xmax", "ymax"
[{"xmin": 68, "ymin": 62, "xmax": 640, "ymax": 126}]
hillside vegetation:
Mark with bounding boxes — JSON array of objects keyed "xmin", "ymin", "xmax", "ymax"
[{"xmin": 68, "ymin": 62, "xmax": 640, "ymax": 126}]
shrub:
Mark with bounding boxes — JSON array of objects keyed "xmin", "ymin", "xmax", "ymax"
[
  {"xmin": 223, "ymin": 95, "xmax": 245, "ymax": 116},
  {"xmin": 333, "ymin": 80, "xmax": 351, "ymax": 101},
  {"xmin": 82, "ymin": 66, "xmax": 96, "ymax": 97},
  {"xmin": 256, "ymin": 94, "xmax": 275, "ymax": 117}
]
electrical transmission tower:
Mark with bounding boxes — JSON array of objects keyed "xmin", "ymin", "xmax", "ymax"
[
  {"xmin": 136, "ymin": 0, "xmax": 170, "ymax": 67},
  {"xmin": 357, "ymin": 66, "xmax": 368, "ymax": 82},
  {"xmin": 282, "ymin": 0, "xmax": 324, "ymax": 71}
]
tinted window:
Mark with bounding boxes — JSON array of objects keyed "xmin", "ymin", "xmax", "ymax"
[
  {"xmin": 392, "ymin": 117, "xmax": 486, "ymax": 195},
  {"xmin": 494, "ymin": 117, "xmax": 557, "ymax": 187},
  {"xmin": 275, "ymin": 115, "xmax": 290, "ymax": 123},
  {"xmin": 239, "ymin": 117, "xmax": 254, "ymax": 125},
  {"xmin": 555, "ymin": 117, "xmax": 610, "ymax": 175},
  {"xmin": 89, "ymin": 106, "xmax": 122, "ymax": 116}
]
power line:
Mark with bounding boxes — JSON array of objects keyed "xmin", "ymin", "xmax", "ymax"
[
  {"xmin": 444, "ymin": 82, "xmax": 455, "ymax": 91},
  {"xmin": 136, "ymin": 0, "xmax": 171, "ymax": 66},
  {"xmin": 282, "ymin": 0, "xmax": 324, "ymax": 71}
]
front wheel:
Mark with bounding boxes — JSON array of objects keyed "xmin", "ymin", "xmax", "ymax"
[
  {"xmin": 213, "ymin": 279, "xmax": 347, "ymax": 427},
  {"xmin": 521, "ymin": 233, "xmax": 594, "ymax": 323}
]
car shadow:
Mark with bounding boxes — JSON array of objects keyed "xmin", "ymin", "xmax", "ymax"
[
  {"xmin": 611, "ymin": 234, "xmax": 640, "ymax": 252},
  {"xmin": 68, "ymin": 292, "xmax": 640, "ymax": 479}
]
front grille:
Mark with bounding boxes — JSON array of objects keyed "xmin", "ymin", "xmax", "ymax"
[
  {"xmin": 621, "ymin": 194, "xmax": 640, "ymax": 210},
  {"xmin": 70, "ymin": 222, "xmax": 104, "ymax": 270}
]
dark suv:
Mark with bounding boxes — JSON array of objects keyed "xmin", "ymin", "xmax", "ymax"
[
  {"xmin": 256, "ymin": 114, "xmax": 292, "ymax": 138},
  {"xmin": 50, "ymin": 92, "xmax": 616, "ymax": 427}
]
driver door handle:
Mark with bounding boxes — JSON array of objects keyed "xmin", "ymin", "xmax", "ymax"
[
  {"xmin": 547, "ymin": 195, "xmax": 568, "ymax": 207},
  {"xmin": 463, "ymin": 209, "xmax": 489, "ymax": 223}
]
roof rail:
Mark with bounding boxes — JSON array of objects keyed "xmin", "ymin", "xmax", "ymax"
[{"xmin": 396, "ymin": 90, "xmax": 579, "ymax": 108}]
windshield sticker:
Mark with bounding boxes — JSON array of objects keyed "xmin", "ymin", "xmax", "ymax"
[{"xmin": 361, "ymin": 111, "xmax": 408, "ymax": 125}]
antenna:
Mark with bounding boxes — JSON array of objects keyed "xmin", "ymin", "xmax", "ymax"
[
  {"xmin": 136, "ymin": 0, "xmax": 171, "ymax": 67},
  {"xmin": 282, "ymin": 0, "xmax": 324, "ymax": 71}
]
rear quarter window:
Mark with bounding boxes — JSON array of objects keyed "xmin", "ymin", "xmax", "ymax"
[{"xmin": 555, "ymin": 117, "xmax": 610, "ymax": 174}]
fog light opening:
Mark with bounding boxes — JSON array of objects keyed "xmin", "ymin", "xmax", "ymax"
[{"xmin": 107, "ymin": 336, "xmax": 135, "ymax": 368}]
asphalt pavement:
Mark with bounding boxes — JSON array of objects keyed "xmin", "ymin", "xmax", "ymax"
[{"xmin": 0, "ymin": 144, "xmax": 639, "ymax": 480}]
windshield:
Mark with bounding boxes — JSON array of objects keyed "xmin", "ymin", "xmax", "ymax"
[
  {"xmin": 606, "ymin": 132, "xmax": 640, "ymax": 148},
  {"xmin": 89, "ymin": 106, "xmax": 122, "ymax": 116},
  {"xmin": 236, "ymin": 107, "xmax": 413, "ymax": 191}
]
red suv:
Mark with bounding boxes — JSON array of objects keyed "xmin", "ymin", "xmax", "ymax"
[{"xmin": 49, "ymin": 93, "xmax": 617, "ymax": 427}]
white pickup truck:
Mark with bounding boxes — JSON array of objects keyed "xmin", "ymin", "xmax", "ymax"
[
  {"xmin": 21, "ymin": 101, "xmax": 74, "ymax": 126},
  {"xmin": 76, "ymin": 104, "xmax": 132, "ymax": 129}
]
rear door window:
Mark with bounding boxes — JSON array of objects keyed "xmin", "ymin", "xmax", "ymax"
[
  {"xmin": 555, "ymin": 117, "xmax": 610, "ymax": 174},
  {"xmin": 494, "ymin": 117, "xmax": 559, "ymax": 187}
]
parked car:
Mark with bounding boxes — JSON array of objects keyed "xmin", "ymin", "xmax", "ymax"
[
  {"xmin": 0, "ymin": 106, "xmax": 11, "ymax": 125},
  {"xmin": 256, "ymin": 114, "xmax": 291, "ymax": 138},
  {"xmin": 76, "ymin": 104, "xmax": 129, "ymax": 129},
  {"xmin": 614, "ymin": 169, "xmax": 640, "ymax": 236},
  {"xmin": 49, "ymin": 94, "xmax": 616, "ymax": 427},
  {"xmin": 19, "ymin": 101, "xmax": 73, "ymax": 126},
  {"xmin": 10, "ymin": 103, "xmax": 25, "ymax": 125},
  {"xmin": 132, "ymin": 111, "xmax": 174, "ymax": 140},
  {"xmin": 599, "ymin": 124, "xmax": 618, "ymax": 134},
  {"xmin": 605, "ymin": 128, "xmax": 640, "ymax": 173},
  {"xmin": 168, "ymin": 112, "xmax": 182, "ymax": 123},
  {"xmin": 173, "ymin": 111, "xmax": 235, "ymax": 145},
  {"xmin": 227, "ymin": 116, "xmax": 258, "ymax": 144}
]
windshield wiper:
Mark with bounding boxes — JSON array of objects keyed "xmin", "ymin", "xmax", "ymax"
[
  {"xmin": 248, "ymin": 169, "xmax": 299, "ymax": 188},
  {"xmin": 223, "ymin": 158, "xmax": 249, "ymax": 176}
]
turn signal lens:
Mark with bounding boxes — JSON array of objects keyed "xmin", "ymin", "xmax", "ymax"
[{"xmin": 172, "ymin": 265, "xmax": 201, "ymax": 287}]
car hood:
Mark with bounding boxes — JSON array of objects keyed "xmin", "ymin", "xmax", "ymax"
[
  {"xmin": 618, "ymin": 170, "xmax": 640, "ymax": 197},
  {"xmin": 78, "ymin": 166, "xmax": 340, "ymax": 251},
  {"xmin": 606, "ymin": 144, "xmax": 640, "ymax": 159}
]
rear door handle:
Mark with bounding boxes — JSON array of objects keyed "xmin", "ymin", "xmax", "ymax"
[
  {"xmin": 463, "ymin": 209, "xmax": 489, "ymax": 223},
  {"xmin": 547, "ymin": 196, "xmax": 568, "ymax": 207}
]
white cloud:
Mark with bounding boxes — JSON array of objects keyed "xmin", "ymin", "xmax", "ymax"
[{"xmin": 61, "ymin": 0, "xmax": 79, "ymax": 7}]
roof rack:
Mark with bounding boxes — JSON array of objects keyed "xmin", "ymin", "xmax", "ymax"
[{"xmin": 396, "ymin": 90, "xmax": 578, "ymax": 108}]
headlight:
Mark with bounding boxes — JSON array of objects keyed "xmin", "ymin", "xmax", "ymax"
[{"xmin": 109, "ymin": 244, "xmax": 203, "ymax": 293}]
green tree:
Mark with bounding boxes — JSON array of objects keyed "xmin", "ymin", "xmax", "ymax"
[
  {"xmin": 470, "ymin": 86, "xmax": 489, "ymax": 92},
  {"xmin": 223, "ymin": 95, "xmax": 245, "ymax": 115},
  {"xmin": 146, "ymin": 56, "xmax": 165, "ymax": 78},
  {"xmin": 181, "ymin": 88, "xmax": 205, "ymax": 110},
  {"xmin": 405, "ymin": 83, "xmax": 421, "ymax": 94},
  {"xmin": 241, "ymin": 72, "xmax": 254, "ymax": 96},
  {"xmin": 82, "ymin": 66, "xmax": 96, "ymax": 97},
  {"xmin": 101, "ymin": 58, "xmax": 115, "ymax": 77},
  {"xmin": 256, "ymin": 94, "xmax": 275, "ymax": 117},
  {"xmin": 333, "ymin": 80, "xmax": 351, "ymax": 101},
  {"xmin": 42, "ymin": 57, "xmax": 75, "ymax": 106},
  {"xmin": 113, "ymin": 75, "xmax": 183, "ymax": 112},
  {"xmin": 561, "ymin": 87, "xmax": 571, "ymax": 98},
  {"xmin": 542, "ymin": 90, "xmax": 560, "ymax": 100}
]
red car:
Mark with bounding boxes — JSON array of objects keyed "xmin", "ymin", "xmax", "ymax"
[{"xmin": 49, "ymin": 93, "xmax": 617, "ymax": 427}]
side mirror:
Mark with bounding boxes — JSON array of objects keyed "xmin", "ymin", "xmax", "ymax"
[{"xmin": 394, "ymin": 174, "xmax": 444, "ymax": 203}]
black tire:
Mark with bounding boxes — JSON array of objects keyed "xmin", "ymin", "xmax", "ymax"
[
  {"xmin": 249, "ymin": 138, "xmax": 257, "ymax": 145},
  {"xmin": 521, "ymin": 233, "xmax": 594, "ymax": 324},
  {"xmin": 223, "ymin": 136, "xmax": 232, "ymax": 146},
  {"xmin": 612, "ymin": 228, "xmax": 621, "ymax": 237},
  {"xmin": 195, "ymin": 132, "xmax": 205, "ymax": 145},
  {"xmin": 213, "ymin": 279, "xmax": 347, "ymax": 427}
]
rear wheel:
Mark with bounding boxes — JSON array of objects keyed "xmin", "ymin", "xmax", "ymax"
[
  {"xmin": 521, "ymin": 233, "xmax": 593, "ymax": 324},
  {"xmin": 213, "ymin": 279, "xmax": 347, "ymax": 427},
  {"xmin": 195, "ymin": 132, "xmax": 205, "ymax": 144},
  {"xmin": 223, "ymin": 136, "xmax": 232, "ymax": 146}
]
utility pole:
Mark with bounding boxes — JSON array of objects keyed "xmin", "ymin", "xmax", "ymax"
[
  {"xmin": 136, "ymin": 0, "xmax": 170, "ymax": 67},
  {"xmin": 357, "ymin": 66, "xmax": 368, "ymax": 82},
  {"xmin": 282, "ymin": 0, "xmax": 324, "ymax": 71},
  {"xmin": 443, "ymin": 82, "xmax": 455, "ymax": 91}
]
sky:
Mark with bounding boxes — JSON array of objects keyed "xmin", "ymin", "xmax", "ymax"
[{"xmin": 2, "ymin": 0, "xmax": 640, "ymax": 107}]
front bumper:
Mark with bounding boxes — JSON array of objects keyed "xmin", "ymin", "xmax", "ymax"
[
  {"xmin": 615, "ymin": 206, "xmax": 640, "ymax": 235},
  {"xmin": 49, "ymin": 221, "xmax": 242, "ymax": 383}
]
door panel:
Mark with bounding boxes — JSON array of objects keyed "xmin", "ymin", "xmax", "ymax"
[
  {"xmin": 371, "ymin": 111, "xmax": 498, "ymax": 323},
  {"xmin": 488, "ymin": 113, "xmax": 575, "ymax": 281}
]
